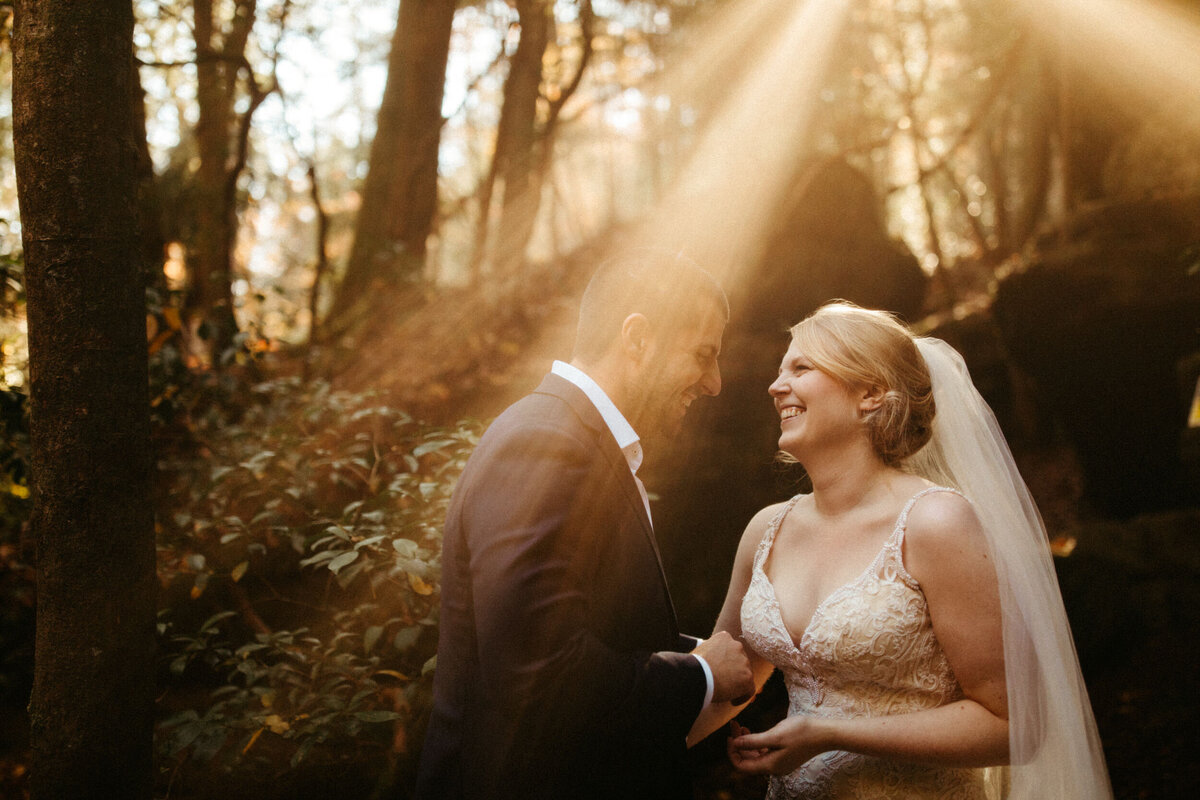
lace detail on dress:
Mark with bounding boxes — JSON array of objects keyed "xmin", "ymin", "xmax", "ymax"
[{"xmin": 740, "ymin": 487, "xmax": 991, "ymax": 800}]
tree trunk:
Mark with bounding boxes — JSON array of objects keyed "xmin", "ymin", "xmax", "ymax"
[
  {"xmin": 11, "ymin": 2, "xmax": 156, "ymax": 798},
  {"xmin": 330, "ymin": 0, "xmax": 456, "ymax": 326},
  {"xmin": 470, "ymin": 0, "xmax": 551, "ymax": 287},
  {"xmin": 189, "ymin": 0, "xmax": 254, "ymax": 362},
  {"xmin": 490, "ymin": 0, "xmax": 550, "ymax": 283}
]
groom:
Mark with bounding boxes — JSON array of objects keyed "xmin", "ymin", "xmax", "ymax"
[{"xmin": 415, "ymin": 251, "xmax": 754, "ymax": 800}]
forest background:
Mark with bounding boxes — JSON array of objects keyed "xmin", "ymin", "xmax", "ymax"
[{"xmin": 1, "ymin": 0, "xmax": 1199, "ymax": 798}]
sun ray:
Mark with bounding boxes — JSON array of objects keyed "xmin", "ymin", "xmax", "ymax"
[
  {"xmin": 633, "ymin": 0, "xmax": 853, "ymax": 292},
  {"xmin": 1018, "ymin": 0, "xmax": 1200, "ymax": 122}
]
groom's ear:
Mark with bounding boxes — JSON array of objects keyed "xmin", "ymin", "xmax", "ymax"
[{"xmin": 619, "ymin": 313, "xmax": 651, "ymax": 362}]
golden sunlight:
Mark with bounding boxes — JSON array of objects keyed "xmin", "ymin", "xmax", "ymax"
[
  {"xmin": 1019, "ymin": 0, "xmax": 1200, "ymax": 122},
  {"xmin": 634, "ymin": 0, "xmax": 852, "ymax": 290}
]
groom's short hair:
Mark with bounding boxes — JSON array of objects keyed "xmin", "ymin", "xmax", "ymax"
[{"xmin": 572, "ymin": 249, "xmax": 728, "ymax": 363}]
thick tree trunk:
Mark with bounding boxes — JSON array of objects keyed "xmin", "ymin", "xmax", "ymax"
[
  {"xmin": 330, "ymin": 0, "xmax": 456, "ymax": 326},
  {"xmin": 11, "ymin": 2, "xmax": 156, "ymax": 799}
]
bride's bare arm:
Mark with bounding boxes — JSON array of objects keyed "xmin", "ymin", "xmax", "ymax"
[
  {"xmin": 730, "ymin": 492, "xmax": 1008, "ymax": 771},
  {"xmin": 686, "ymin": 504, "xmax": 781, "ymax": 747}
]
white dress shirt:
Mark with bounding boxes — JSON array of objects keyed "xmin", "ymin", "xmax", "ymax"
[{"xmin": 550, "ymin": 361, "xmax": 715, "ymax": 715}]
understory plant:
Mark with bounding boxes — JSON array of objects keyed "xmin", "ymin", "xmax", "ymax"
[{"xmin": 155, "ymin": 376, "xmax": 479, "ymax": 789}]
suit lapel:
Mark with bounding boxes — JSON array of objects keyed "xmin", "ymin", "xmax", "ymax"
[{"xmin": 533, "ymin": 374, "xmax": 677, "ymax": 620}]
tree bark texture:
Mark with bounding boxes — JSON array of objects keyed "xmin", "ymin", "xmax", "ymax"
[
  {"xmin": 12, "ymin": 1, "xmax": 157, "ymax": 798},
  {"xmin": 332, "ymin": 0, "xmax": 456, "ymax": 323}
]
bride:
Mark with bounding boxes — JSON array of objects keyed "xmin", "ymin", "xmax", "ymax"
[{"xmin": 688, "ymin": 301, "xmax": 1111, "ymax": 799}]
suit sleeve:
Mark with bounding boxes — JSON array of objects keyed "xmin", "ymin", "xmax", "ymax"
[{"xmin": 460, "ymin": 418, "xmax": 706, "ymax": 744}]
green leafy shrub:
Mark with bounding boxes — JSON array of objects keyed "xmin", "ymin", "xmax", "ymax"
[{"xmin": 155, "ymin": 376, "xmax": 479, "ymax": 788}]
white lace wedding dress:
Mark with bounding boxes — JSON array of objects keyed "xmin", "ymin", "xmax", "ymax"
[{"xmin": 741, "ymin": 487, "xmax": 997, "ymax": 800}]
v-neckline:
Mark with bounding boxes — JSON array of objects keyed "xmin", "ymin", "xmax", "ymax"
[{"xmin": 755, "ymin": 488, "xmax": 940, "ymax": 653}]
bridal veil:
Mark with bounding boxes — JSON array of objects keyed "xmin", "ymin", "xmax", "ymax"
[{"xmin": 907, "ymin": 338, "xmax": 1112, "ymax": 800}]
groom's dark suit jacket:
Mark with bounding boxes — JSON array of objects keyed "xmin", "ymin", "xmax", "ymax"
[{"xmin": 415, "ymin": 374, "xmax": 707, "ymax": 800}]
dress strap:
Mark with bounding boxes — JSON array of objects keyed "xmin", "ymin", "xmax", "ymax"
[
  {"xmin": 891, "ymin": 486, "xmax": 964, "ymax": 548},
  {"xmin": 754, "ymin": 494, "xmax": 804, "ymax": 570},
  {"xmin": 871, "ymin": 487, "xmax": 962, "ymax": 588}
]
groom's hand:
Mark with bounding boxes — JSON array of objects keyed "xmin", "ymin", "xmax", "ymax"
[{"xmin": 694, "ymin": 631, "xmax": 753, "ymax": 704}]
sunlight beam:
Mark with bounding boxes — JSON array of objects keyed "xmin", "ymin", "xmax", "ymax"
[
  {"xmin": 631, "ymin": 0, "xmax": 853, "ymax": 292},
  {"xmin": 1017, "ymin": 0, "xmax": 1200, "ymax": 123}
]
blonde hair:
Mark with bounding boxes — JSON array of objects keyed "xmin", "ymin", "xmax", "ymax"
[{"xmin": 789, "ymin": 301, "xmax": 935, "ymax": 467}]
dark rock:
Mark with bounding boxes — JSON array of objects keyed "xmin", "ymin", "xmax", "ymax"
[
  {"xmin": 993, "ymin": 196, "xmax": 1200, "ymax": 517},
  {"xmin": 736, "ymin": 156, "xmax": 928, "ymax": 333}
]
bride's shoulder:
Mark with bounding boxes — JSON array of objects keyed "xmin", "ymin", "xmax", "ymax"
[
  {"xmin": 741, "ymin": 494, "xmax": 809, "ymax": 540},
  {"xmin": 907, "ymin": 487, "xmax": 977, "ymax": 525},
  {"xmin": 903, "ymin": 488, "xmax": 987, "ymax": 562}
]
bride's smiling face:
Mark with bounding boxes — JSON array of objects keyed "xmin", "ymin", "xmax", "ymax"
[{"xmin": 769, "ymin": 338, "xmax": 866, "ymax": 459}]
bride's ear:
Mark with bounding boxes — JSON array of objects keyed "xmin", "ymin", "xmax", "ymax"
[{"xmin": 859, "ymin": 384, "xmax": 885, "ymax": 413}]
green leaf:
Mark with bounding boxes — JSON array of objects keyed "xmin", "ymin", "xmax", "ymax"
[
  {"xmin": 363, "ymin": 625, "xmax": 384, "ymax": 654},
  {"xmin": 422, "ymin": 655, "xmax": 437, "ymax": 676},
  {"xmin": 290, "ymin": 736, "xmax": 317, "ymax": 767},
  {"xmin": 353, "ymin": 710, "xmax": 402, "ymax": 723},
  {"xmin": 392, "ymin": 538, "xmax": 419, "ymax": 558},
  {"xmin": 325, "ymin": 524, "xmax": 351, "ymax": 541},
  {"xmin": 354, "ymin": 534, "xmax": 387, "ymax": 550},
  {"xmin": 299, "ymin": 550, "xmax": 338, "ymax": 567},
  {"xmin": 170, "ymin": 720, "xmax": 205, "ymax": 754},
  {"xmin": 412, "ymin": 440, "xmax": 455, "ymax": 458},
  {"xmin": 392, "ymin": 625, "xmax": 421, "ymax": 652},
  {"xmin": 234, "ymin": 642, "xmax": 267, "ymax": 658},
  {"xmin": 200, "ymin": 610, "xmax": 237, "ymax": 633},
  {"xmin": 193, "ymin": 728, "xmax": 228, "ymax": 762},
  {"xmin": 335, "ymin": 560, "xmax": 366, "ymax": 588},
  {"xmin": 231, "ymin": 561, "xmax": 249, "ymax": 582},
  {"xmin": 328, "ymin": 550, "xmax": 360, "ymax": 574}
]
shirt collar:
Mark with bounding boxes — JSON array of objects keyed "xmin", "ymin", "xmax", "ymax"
[{"xmin": 550, "ymin": 360, "xmax": 644, "ymax": 474}]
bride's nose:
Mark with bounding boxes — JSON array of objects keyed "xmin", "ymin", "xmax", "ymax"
[{"xmin": 768, "ymin": 374, "xmax": 787, "ymax": 397}]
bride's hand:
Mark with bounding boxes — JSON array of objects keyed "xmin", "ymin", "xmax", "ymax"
[{"xmin": 728, "ymin": 716, "xmax": 828, "ymax": 775}]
